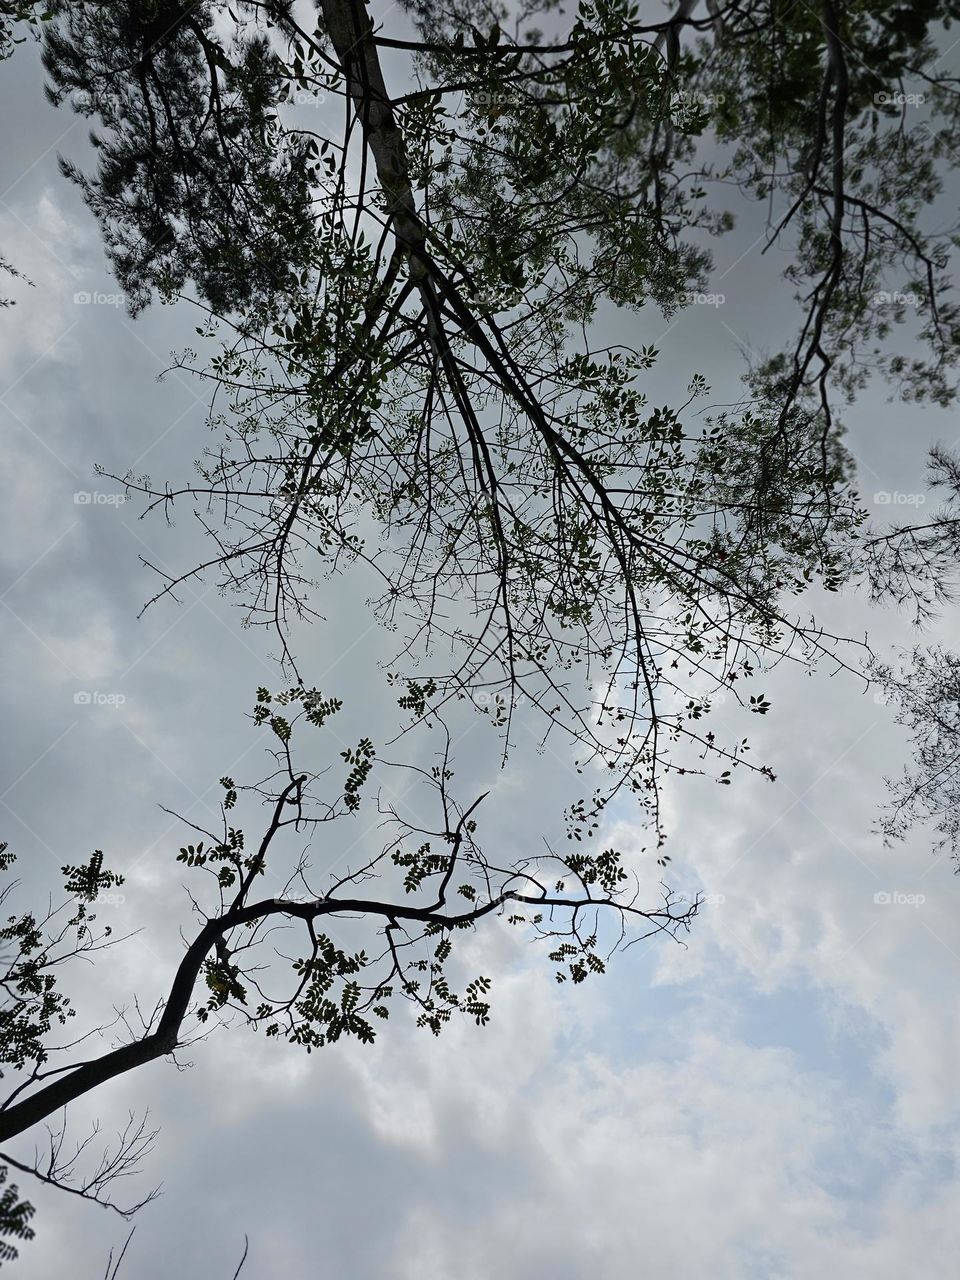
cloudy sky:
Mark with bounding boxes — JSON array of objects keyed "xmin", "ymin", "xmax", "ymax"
[{"xmin": 2, "ymin": 13, "xmax": 960, "ymax": 1278}]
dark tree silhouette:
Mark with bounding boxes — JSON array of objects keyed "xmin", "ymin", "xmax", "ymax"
[
  {"xmin": 42, "ymin": 0, "xmax": 889, "ymax": 847},
  {"xmin": 0, "ymin": 695, "xmax": 698, "ymax": 1186},
  {"xmin": 4, "ymin": 0, "xmax": 960, "ymax": 1264}
]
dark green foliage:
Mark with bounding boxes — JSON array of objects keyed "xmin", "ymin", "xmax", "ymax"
[
  {"xmin": 564, "ymin": 847, "xmax": 629, "ymax": 895},
  {"xmin": 61, "ymin": 850, "xmax": 124, "ymax": 902},
  {"xmin": 47, "ymin": 0, "xmax": 946, "ymax": 861},
  {"xmin": 0, "ymin": 1, "xmax": 50, "ymax": 62},
  {"xmin": 43, "ymin": 1, "xmax": 316, "ymax": 314},
  {"xmin": 873, "ymin": 644, "xmax": 960, "ymax": 854},
  {"xmin": 0, "ymin": 1165, "xmax": 34, "ymax": 1266},
  {"xmin": 0, "ymin": 846, "xmax": 125, "ymax": 1264},
  {"xmin": 696, "ymin": 0, "xmax": 960, "ymax": 408},
  {"xmin": 0, "ymin": 848, "xmax": 121, "ymax": 1073},
  {"xmin": 152, "ymin": 687, "xmax": 695, "ymax": 1056},
  {"xmin": 393, "ymin": 843, "xmax": 451, "ymax": 895}
]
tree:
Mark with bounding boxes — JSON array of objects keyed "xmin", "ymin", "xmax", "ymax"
[
  {"xmin": 0, "ymin": 2, "xmax": 50, "ymax": 308},
  {"xmin": 0, "ymin": 842, "xmax": 156, "ymax": 1265},
  {"xmin": 44, "ymin": 0, "xmax": 960, "ymax": 412},
  {"xmin": 864, "ymin": 447, "xmax": 960, "ymax": 854},
  {"xmin": 0, "ymin": 689, "xmax": 698, "ymax": 1264},
  {"xmin": 0, "ymin": 2, "xmax": 49, "ymax": 63},
  {"xmin": 873, "ymin": 645, "xmax": 960, "ymax": 853},
  {"xmin": 5, "ymin": 0, "xmax": 960, "ymax": 1261},
  {"xmin": 38, "ymin": 0, "xmax": 960, "ymax": 704},
  {"xmin": 42, "ymin": 0, "xmax": 881, "ymax": 842}
]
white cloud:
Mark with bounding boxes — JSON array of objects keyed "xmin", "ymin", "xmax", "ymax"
[{"xmin": 0, "ymin": 191, "xmax": 86, "ymax": 376}]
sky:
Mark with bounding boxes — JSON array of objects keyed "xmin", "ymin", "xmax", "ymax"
[{"xmin": 2, "ymin": 10, "xmax": 960, "ymax": 1278}]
